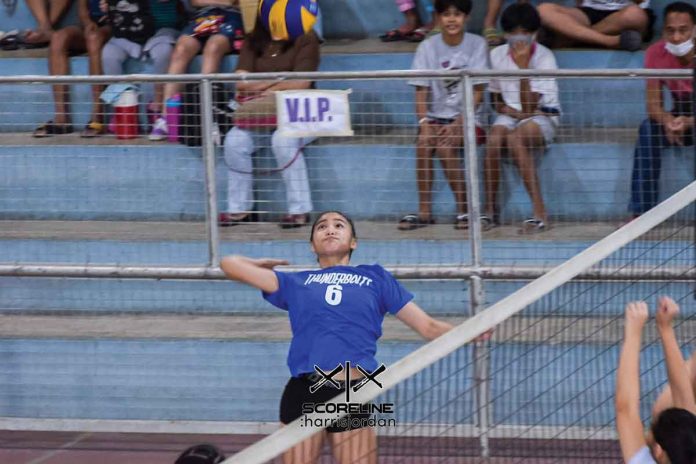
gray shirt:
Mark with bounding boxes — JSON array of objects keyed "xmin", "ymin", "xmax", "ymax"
[
  {"xmin": 628, "ymin": 446, "xmax": 657, "ymax": 464},
  {"xmin": 409, "ymin": 32, "xmax": 489, "ymax": 121}
]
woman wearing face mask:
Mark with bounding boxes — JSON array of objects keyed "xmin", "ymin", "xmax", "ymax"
[
  {"xmin": 220, "ymin": 210, "xmax": 455, "ymax": 463},
  {"xmin": 485, "ymin": 3, "xmax": 561, "ymax": 234},
  {"xmin": 629, "ymin": 1, "xmax": 695, "ymax": 219}
]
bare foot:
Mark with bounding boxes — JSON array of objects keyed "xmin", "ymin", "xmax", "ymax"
[{"xmin": 23, "ymin": 28, "xmax": 52, "ymax": 45}]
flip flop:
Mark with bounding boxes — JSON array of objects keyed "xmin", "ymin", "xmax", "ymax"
[
  {"xmin": 407, "ymin": 27, "xmax": 430, "ymax": 43},
  {"xmin": 80, "ymin": 120, "xmax": 105, "ymax": 138},
  {"xmin": 398, "ymin": 214, "xmax": 435, "ymax": 231},
  {"xmin": 380, "ymin": 29, "xmax": 409, "ymax": 42},
  {"xmin": 33, "ymin": 120, "xmax": 74, "ymax": 138},
  {"xmin": 483, "ymin": 27, "xmax": 505, "ymax": 47}
]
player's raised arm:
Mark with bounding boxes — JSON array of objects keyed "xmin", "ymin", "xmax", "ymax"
[
  {"xmin": 615, "ymin": 301, "xmax": 649, "ymax": 463},
  {"xmin": 220, "ymin": 255, "xmax": 289, "ymax": 293}
]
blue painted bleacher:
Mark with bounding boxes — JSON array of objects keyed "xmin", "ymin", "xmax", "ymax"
[{"xmin": 0, "ymin": 0, "xmax": 691, "ymax": 431}]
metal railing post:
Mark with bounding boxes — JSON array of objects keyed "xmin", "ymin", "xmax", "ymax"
[
  {"xmin": 199, "ymin": 78, "xmax": 220, "ymax": 267},
  {"xmin": 461, "ymin": 74, "xmax": 491, "ymax": 459}
]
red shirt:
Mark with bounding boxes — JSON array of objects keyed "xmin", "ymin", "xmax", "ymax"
[{"xmin": 645, "ymin": 39, "xmax": 693, "ymax": 103}]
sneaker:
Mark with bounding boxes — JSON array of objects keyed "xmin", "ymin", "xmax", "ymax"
[
  {"xmin": 519, "ymin": 217, "xmax": 548, "ymax": 235},
  {"xmin": 149, "ymin": 117, "xmax": 168, "ymax": 141}
]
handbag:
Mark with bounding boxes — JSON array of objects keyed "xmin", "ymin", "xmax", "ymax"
[{"xmin": 233, "ymin": 92, "xmax": 277, "ymax": 130}]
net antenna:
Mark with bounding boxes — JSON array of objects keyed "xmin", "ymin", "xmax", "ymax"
[{"xmin": 224, "ymin": 180, "xmax": 696, "ymax": 464}]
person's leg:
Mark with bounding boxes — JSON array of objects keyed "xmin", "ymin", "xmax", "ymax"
[
  {"xmin": 330, "ymin": 428, "xmax": 377, "ymax": 464},
  {"xmin": 484, "ymin": 125, "xmax": 510, "ymax": 218},
  {"xmin": 592, "ymin": 5, "xmax": 648, "ymax": 36},
  {"xmin": 506, "ymin": 121, "xmax": 547, "ymax": 222},
  {"xmin": 282, "ymin": 429, "xmax": 326, "ymax": 464},
  {"xmin": 630, "ymin": 119, "xmax": 669, "ymax": 216},
  {"xmin": 100, "ymin": 40, "xmax": 128, "ymax": 76},
  {"xmin": 416, "ymin": 125, "xmax": 436, "ymax": 220},
  {"xmin": 538, "ymin": 3, "xmax": 620, "ymax": 48},
  {"xmin": 271, "ymin": 131, "xmax": 314, "ymax": 215},
  {"xmin": 200, "ymin": 34, "xmax": 232, "ymax": 74},
  {"xmin": 24, "ymin": 0, "xmax": 72, "ymax": 44},
  {"xmin": 47, "ymin": 25, "xmax": 84, "ymax": 125},
  {"xmin": 161, "ymin": 35, "xmax": 202, "ymax": 110},
  {"xmin": 223, "ymin": 127, "xmax": 256, "ymax": 214},
  {"xmin": 145, "ymin": 30, "xmax": 177, "ymax": 114},
  {"xmin": 434, "ymin": 129, "xmax": 467, "ymax": 217},
  {"xmin": 84, "ymin": 26, "xmax": 111, "ymax": 124}
]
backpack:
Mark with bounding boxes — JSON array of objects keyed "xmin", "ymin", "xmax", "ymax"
[
  {"xmin": 107, "ymin": 0, "xmax": 155, "ymax": 45},
  {"xmin": 180, "ymin": 82, "xmax": 234, "ymax": 147},
  {"xmin": 174, "ymin": 443, "xmax": 226, "ymax": 464}
]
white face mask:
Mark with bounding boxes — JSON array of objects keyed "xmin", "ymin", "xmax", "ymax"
[{"xmin": 665, "ymin": 37, "xmax": 694, "ymax": 57}]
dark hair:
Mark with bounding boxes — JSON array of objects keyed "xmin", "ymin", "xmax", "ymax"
[
  {"xmin": 651, "ymin": 408, "xmax": 696, "ymax": 464},
  {"xmin": 434, "ymin": 0, "xmax": 472, "ymax": 16},
  {"xmin": 310, "ymin": 211, "xmax": 357, "ymax": 258},
  {"xmin": 500, "ymin": 3, "xmax": 541, "ymax": 33},
  {"xmin": 248, "ymin": 16, "xmax": 293, "ymax": 58},
  {"xmin": 664, "ymin": 1, "xmax": 696, "ymax": 24},
  {"xmin": 174, "ymin": 444, "xmax": 225, "ymax": 464}
]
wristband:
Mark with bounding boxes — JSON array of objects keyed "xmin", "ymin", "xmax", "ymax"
[{"xmin": 418, "ymin": 117, "xmax": 430, "ymax": 124}]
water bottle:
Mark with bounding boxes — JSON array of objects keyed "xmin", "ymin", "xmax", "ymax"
[{"xmin": 165, "ymin": 94, "xmax": 182, "ymax": 143}]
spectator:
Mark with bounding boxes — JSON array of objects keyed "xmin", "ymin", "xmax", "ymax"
[
  {"xmin": 101, "ymin": 0, "xmax": 184, "ymax": 126},
  {"xmin": 219, "ymin": 17, "xmax": 320, "ymax": 228},
  {"xmin": 380, "ymin": 0, "xmax": 434, "ymax": 42},
  {"xmin": 22, "ymin": 0, "xmax": 73, "ymax": 46},
  {"xmin": 537, "ymin": 0, "xmax": 650, "ymax": 51},
  {"xmin": 32, "ymin": 0, "xmax": 111, "ymax": 137},
  {"xmin": 148, "ymin": 0, "xmax": 244, "ymax": 140},
  {"xmin": 616, "ymin": 297, "xmax": 696, "ymax": 464},
  {"xmin": 399, "ymin": 0, "xmax": 488, "ymax": 231},
  {"xmin": 484, "ymin": 3, "xmax": 560, "ymax": 234},
  {"xmin": 629, "ymin": 1, "xmax": 694, "ymax": 218}
]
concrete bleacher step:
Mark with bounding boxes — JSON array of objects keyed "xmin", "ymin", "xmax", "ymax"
[
  {"xmin": 0, "ymin": 335, "xmax": 667, "ymax": 426},
  {"xmin": 0, "ymin": 139, "xmax": 692, "ymax": 221}
]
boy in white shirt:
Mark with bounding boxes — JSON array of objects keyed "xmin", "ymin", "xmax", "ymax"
[
  {"xmin": 401, "ymin": 0, "xmax": 488, "ymax": 231},
  {"xmin": 485, "ymin": 3, "xmax": 560, "ymax": 233}
]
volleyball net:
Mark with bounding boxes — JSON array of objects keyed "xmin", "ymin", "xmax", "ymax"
[{"xmin": 224, "ymin": 180, "xmax": 696, "ymax": 464}]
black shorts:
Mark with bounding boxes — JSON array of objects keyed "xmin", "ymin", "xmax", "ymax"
[
  {"xmin": 279, "ymin": 376, "xmax": 372, "ymax": 433},
  {"xmin": 578, "ymin": 7, "xmax": 616, "ymax": 25}
]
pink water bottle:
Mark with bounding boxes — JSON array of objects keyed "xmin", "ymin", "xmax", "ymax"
[
  {"xmin": 114, "ymin": 90, "xmax": 139, "ymax": 140},
  {"xmin": 165, "ymin": 94, "xmax": 182, "ymax": 143}
]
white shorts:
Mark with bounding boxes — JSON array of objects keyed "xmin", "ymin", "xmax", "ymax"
[{"xmin": 492, "ymin": 114, "xmax": 558, "ymax": 145}]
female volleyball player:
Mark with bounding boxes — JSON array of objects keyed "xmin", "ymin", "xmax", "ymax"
[
  {"xmin": 221, "ymin": 210, "xmax": 455, "ymax": 464},
  {"xmin": 616, "ymin": 297, "xmax": 696, "ymax": 464}
]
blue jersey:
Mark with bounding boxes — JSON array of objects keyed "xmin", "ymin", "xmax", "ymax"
[{"xmin": 263, "ymin": 264, "xmax": 413, "ymax": 377}]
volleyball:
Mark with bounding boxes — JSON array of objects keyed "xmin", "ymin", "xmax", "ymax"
[{"xmin": 258, "ymin": 0, "xmax": 318, "ymax": 41}]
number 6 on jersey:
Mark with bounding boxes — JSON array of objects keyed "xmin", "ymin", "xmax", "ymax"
[{"xmin": 325, "ymin": 284, "xmax": 343, "ymax": 306}]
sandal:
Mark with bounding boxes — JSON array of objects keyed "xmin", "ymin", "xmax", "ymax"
[
  {"xmin": 519, "ymin": 217, "xmax": 548, "ymax": 235},
  {"xmin": 455, "ymin": 214, "xmax": 497, "ymax": 231},
  {"xmin": 379, "ymin": 28, "xmax": 410, "ymax": 42},
  {"xmin": 32, "ymin": 120, "xmax": 74, "ymax": 138},
  {"xmin": 483, "ymin": 27, "xmax": 505, "ymax": 47},
  {"xmin": 80, "ymin": 120, "xmax": 105, "ymax": 138},
  {"xmin": 406, "ymin": 27, "xmax": 429, "ymax": 43},
  {"xmin": 398, "ymin": 214, "xmax": 435, "ymax": 231}
]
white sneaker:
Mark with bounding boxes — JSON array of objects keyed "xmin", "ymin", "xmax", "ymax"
[{"xmin": 148, "ymin": 117, "xmax": 168, "ymax": 141}]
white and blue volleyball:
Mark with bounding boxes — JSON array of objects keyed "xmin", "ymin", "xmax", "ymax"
[{"xmin": 258, "ymin": 0, "xmax": 318, "ymax": 41}]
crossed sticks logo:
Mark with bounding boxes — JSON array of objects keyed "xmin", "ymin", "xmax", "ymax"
[{"xmin": 300, "ymin": 361, "xmax": 396, "ymax": 429}]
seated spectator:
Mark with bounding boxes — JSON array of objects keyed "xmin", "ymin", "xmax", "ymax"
[
  {"xmin": 537, "ymin": 0, "xmax": 650, "ymax": 51},
  {"xmin": 484, "ymin": 3, "xmax": 560, "ymax": 234},
  {"xmin": 219, "ymin": 17, "xmax": 320, "ymax": 229},
  {"xmin": 616, "ymin": 297, "xmax": 696, "ymax": 464},
  {"xmin": 149, "ymin": 0, "xmax": 244, "ymax": 140},
  {"xmin": 22, "ymin": 0, "xmax": 73, "ymax": 46},
  {"xmin": 101, "ymin": 0, "xmax": 184, "ymax": 126},
  {"xmin": 630, "ymin": 1, "xmax": 694, "ymax": 218},
  {"xmin": 399, "ymin": 0, "xmax": 488, "ymax": 231},
  {"xmin": 33, "ymin": 0, "xmax": 111, "ymax": 137}
]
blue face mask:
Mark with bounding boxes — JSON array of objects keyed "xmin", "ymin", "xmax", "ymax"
[{"xmin": 507, "ymin": 33, "xmax": 534, "ymax": 46}]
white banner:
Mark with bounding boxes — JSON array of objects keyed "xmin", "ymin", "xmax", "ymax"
[{"xmin": 276, "ymin": 89, "xmax": 353, "ymax": 137}]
